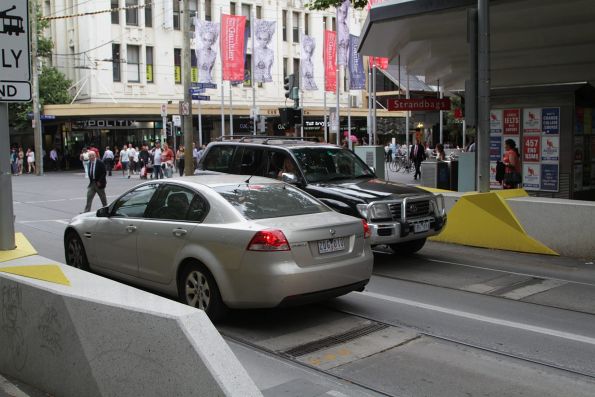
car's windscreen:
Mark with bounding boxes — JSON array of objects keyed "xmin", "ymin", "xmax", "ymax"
[
  {"xmin": 214, "ymin": 184, "xmax": 330, "ymax": 220},
  {"xmin": 291, "ymin": 147, "xmax": 375, "ymax": 183}
]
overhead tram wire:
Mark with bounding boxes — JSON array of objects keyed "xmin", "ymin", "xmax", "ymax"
[{"xmin": 39, "ymin": 2, "xmax": 153, "ymax": 22}]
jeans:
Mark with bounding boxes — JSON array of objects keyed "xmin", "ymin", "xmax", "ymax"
[{"xmin": 153, "ymin": 164, "xmax": 163, "ymax": 179}]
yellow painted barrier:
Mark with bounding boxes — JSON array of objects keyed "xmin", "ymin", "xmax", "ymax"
[
  {"xmin": 430, "ymin": 191, "xmax": 558, "ymax": 256},
  {"xmin": 0, "ymin": 233, "xmax": 37, "ymax": 262},
  {"xmin": 0, "ymin": 264, "xmax": 71, "ymax": 286}
]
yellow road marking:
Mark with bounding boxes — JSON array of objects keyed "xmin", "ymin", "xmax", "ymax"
[
  {"xmin": 0, "ymin": 264, "xmax": 71, "ymax": 286},
  {"xmin": 0, "ymin": 233, "xmax": 37, "ymax": 263}
]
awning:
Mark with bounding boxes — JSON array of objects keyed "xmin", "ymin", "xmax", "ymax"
[{"xmin": 359, "ymin": 0, "xmax": 595, "ymax": 91}]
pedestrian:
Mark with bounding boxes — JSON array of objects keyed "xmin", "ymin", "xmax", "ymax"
[
  {"xmin": 17, "ymin": 147, "xmax": 24, "ymax": 175},
  {"xmin": 83, "ymin": 151, "xmax": 108, "ymax": 212},
  {"xmin": 50, "ymin": 148, "xmax": 59, "ymax": 170},
  {"xmin": 176, "ymin": 145, "xmax": 185, "ymax": 177},
  {"xmin": 126, "ymin": 144, "xmax": 137, "ymax": 178},
  {"xmin": 139, "ymin": 144, "xmax": 150, "ymax": 179},
  {"xmin": 80, "ymin": 147, "xmax": 90, "ymax": 177},
  {"xmin": 152, "ymin": 141, "xmax": 163, "ymax": 179},
  {"xmin": 192, "ymin": 142, "xmax": 199, "ymax": 170},
  {"xmin": 26, "ymin": 148, "xmax": 35, "ymax": 174},
  {"xmin": 502, "ymin": 139, "xmax": 521, "ymax": 189},
  {"xmin": 410, "ymin": 137, "xmax": 426, "ymax": 180},
  {"xmin": 10, "ymin": 147, "xmax": 17, "ymax": 175},
  {"xmin": 102, "ymin": 146, "xmax": 114, "ymax": 176},
  {"xmin": 133, "ymin": 146, "xmax": 140, "ymax": 173},
  {"xmin": 161, "ymin": 143, "xmax": 174, "ymax": 178},
  {"xmin": 435, "ymin": 143, "xmax": 446, "ymax": 161},
  {"xmin": 119, "ymin": 144, "xmax": 129, "ymax": 177}
]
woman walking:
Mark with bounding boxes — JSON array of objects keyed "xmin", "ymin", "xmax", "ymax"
[
  {"xmin": 26, "ymin": 148, "xmax": 35, "ymax": 173},
  {"xmin": 503, "ymin": 139, "xmax": 521, "ymax": 189},
  {"xmin": 176, "ymin": 145, "xmax": 185, "ymax": 177}
]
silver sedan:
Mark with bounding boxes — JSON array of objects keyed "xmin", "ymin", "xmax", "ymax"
[{"xmin": 64, "ymin": 175, "xmax": 373, "ymax": 320}]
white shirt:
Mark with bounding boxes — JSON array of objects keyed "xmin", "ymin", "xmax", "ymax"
[
  {"xmin": 153, "ymin": 148, "xmax": 162, "ymax": 165},
  {"xmin": 27, "ymin": 151, "xmax": 35, "ymax": 162},
  {"xmin": 120, "ymin": 149, "xmax": 129, "ymax": 162},
  {"xmin": 103, "ymin": 149, "xmax": 114, "ymax": 160},
  {"xmin": 50, "ymin": 149, "xmax": 58, "ymax": 160},
  {"xmin": 193, "ymin": 147, "xmax": 199, "ymax": 159},
  {"xmin": 127, "ymin": 147, "xmax": 137, "ymax": 162}
]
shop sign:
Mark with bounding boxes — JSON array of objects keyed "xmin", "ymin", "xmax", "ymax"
[
  {"xmin": 523, "ymin": 136, "xmax": 540, "ymax": 162},
  {"xmin": 387, "ymin": 98, "xmax": 451, "ymax": 112},
  {"xmin": 490, "ymin": 135, "xmax": 502, "ymax": 162},
  {"xmin": 522, "ymin": 163, "xmax": 540, "ymax": 191},
  {"xmin": 73, "ymin": 119, "xmax": 137, "ymax": 129},
  {"xmin": 489, "ymin": 109, "xmax": 503, "ymax": 134},
  {"xmin": 541, "ymin": 164, "xmax": 559, "ymax": 192},
  {"xmin": 541, "ymin": 136, "xmax": 559, "ymax": 162},
  {"xmin": 503, "ymin": 109, "xmax": 520, "ymax": 135},
  {"xmin": 542, "ymin": 108, "xmax": 560, "ymax": 135},
  {"xmin": 523, "ymin": 108, "xmax": 542, "ymax": 133}
]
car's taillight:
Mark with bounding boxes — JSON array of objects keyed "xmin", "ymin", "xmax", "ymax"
[
  {"xmin": 247, "ymin": 229, "xmax": 290, "ymax": 251},
  {"xmin": 362, "ymin": 220, "xmax": 371, "ymax": 239}
]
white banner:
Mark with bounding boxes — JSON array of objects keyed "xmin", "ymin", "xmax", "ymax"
[
  {"xmin": 254, "ymin": 19, "xmax": 276, "ymax": 83},
  {"xmin": 194, "ymin": 19, "xmax": 220, "ymax": 83},
  {"xmin": 301, "ymin": 34, "xmax": 318, "ymax": 91},
  {"xmin": 337, "ymin": 0, "xmax": 350, "ymax": 66}
]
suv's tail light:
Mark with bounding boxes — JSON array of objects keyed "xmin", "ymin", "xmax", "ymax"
[
  {"xmin": 247, "ymin": 229, "xmax": 290, "ymax": 251},
  {"xmin": 362, "ymin": 220, "xmax": 371, "ymax": 239}
]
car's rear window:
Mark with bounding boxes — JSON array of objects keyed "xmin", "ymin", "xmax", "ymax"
[{"xmin": 214, "ymin": 183, "xmax": 330, "ymax": 220}]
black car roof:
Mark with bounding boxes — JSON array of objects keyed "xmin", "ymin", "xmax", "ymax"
[{"xmin": 209, "ymin": 136, "xmax": 340, "ymax": 150}]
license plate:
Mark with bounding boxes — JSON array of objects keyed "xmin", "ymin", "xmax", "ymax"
[
  {"xmin": 318, "ymin": 238, "xmax": 346, "ymax": 254},
  {"xmin": 413, "ymin": 221, "xmax": 430, "ymax": 233}
]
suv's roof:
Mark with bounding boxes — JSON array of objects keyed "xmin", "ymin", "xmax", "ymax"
[{"xmin": 211, "ymin": 135, "xmax": 339, "ymax": 149}]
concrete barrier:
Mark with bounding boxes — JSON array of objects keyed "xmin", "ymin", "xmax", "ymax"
[{"xmin": 0, "ymin": 254, "xmax": 262, "ymax": 397}]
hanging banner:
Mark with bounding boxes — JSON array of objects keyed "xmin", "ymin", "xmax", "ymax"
[
  {"xmin": 337, "ymin": 0, "xmax": 350, "ymax": 66},
  {"xmin": 541, "ymin": 164, "xmax": 559, "ymax": 192},
  {"xmin": 503, "ymin": 109, "xmax": 520, "ymax": 135},
  {"xmin": 542, "ymin": 107, "xmax": 560, "ymax": 135},
  {"xmin": 220, "ymin": 14, "xmax": 246, "ymax": 81},
  {"xmin": 301, "ymin": 34, "xmax": 318, "ymax": 91},
  {"xmin": 195, "ymin": 19, "xmax": 220, "ymax": 84},
  {"xmin": 523, "ymin": 108, "xmax": 542, "ymax": 134},
  {"xmin": 541, "ymin": 136, "xmax": 560, "ymax": 162},
  {"xmin": 324, "ymin": 30, "xmax": 337, "ymax": 92},
  {"xmin": 253, "ymin": 19, "xmax": 276, "ymax": 83},
  {"xmin": 490, "ymin": 109, "xmax": 503, "ymax": 134},
  {"xmin": 348, "ymin": 34, "xmax": 365, "ymax": 90},
  {"xmin": 523, "ymin": 163, "xmax": 541, "ymax": 191},
  {"xmin": 523, "ymin": 135, "xmax": 540, "ymax": 162}
]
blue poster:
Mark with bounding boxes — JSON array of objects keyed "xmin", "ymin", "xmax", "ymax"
[
  {"xmin": 348, "ymin": 35, "xmax": 366, "ymax": 90},
  {"xmin": 490, "ymin": 135, "xmax": 502, "ymax": 161},
  {"xmin": 541, "ymin": 164, "xmax": 559, "ymax": 192},
  {"xmin": 542, "ymin": 108, "xmax": 560, "ymax": 135}
]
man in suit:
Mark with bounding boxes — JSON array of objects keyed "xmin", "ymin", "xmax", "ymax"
[
  {"xmin": 410, "ymin": 137, "xmax": 426, "ymax": 180},
  {"xmin": 84, "ymin": 151, "xmax": 108, "ymax": 212}
]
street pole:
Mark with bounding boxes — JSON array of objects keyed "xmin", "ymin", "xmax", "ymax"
[
  {"xmin": 324, "ymin": 91, "xmax": 328, "ymax": 143},
  {"xmin": 336, "ymin": 68, "xmax": 340, "ymax": 146},
  {"xmin": 372, "ymin": 65, "xmax": 377, "ymax": 145},
  {"xmin": 182, "ymin": 0, "xmax": 194, "ymax": 176},
  {"xmin": 30, "ymin": 0, "xmax": 43, "ymax": 176},
  {"xmin": 252, "ymin": 8, "xmax": 256, "ymax": 136},
  {"xmin": 198, "ymin": 100, "xmax": 203, "ymax": 147},
  {"xmin": 0, "ymin": 103, "xmax": 15, "ymax": 250},
  {"xmin": 368, "ymin": 66, "xmax": 372, "ymax": 145},
  {"xmin": 229, "ymin": 83, "xmax": 234, "ymax": 135},
  {"xmin": 439, "ymin": 82, "xmax": 444, "ymax": 145},
  {"xmin": 347, "ymin": 72, "xmax": 351, "ymax": 150},
  {"xmin": 406, "ymin": 69, "xmax": 410, "ymax": 151},
  {"xmin": 477, "ymin": 0, "xmax": 490, "ymax": 192},
  {"xmin": 220, "ymin": 7, "xmax": 225, "ymax": 137}
]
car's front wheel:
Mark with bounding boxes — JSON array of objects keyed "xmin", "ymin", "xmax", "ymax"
[
  {"xmin": 390, "ymin": 238, "xmax": 426, "ymax": 255},
  {"xmin": 179, "ymin": 262, "xmax": 227, "ymax": 322},
  {"xmin": 64, "ymin": 231, "xmax": 90, "ymax": 270}
]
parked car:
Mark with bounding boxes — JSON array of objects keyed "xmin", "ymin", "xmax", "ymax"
[
  {"xmin": 198, "ymin": 137, "xmax": 447, "ymax": 254},
  {"xmin": 64, "ymin": 175, "xmax": 373, "ymax": 320}
]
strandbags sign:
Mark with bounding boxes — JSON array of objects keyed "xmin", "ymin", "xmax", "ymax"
[
  {"xmin": 387, "ymin": 98, "xmax": 451, "ymax": 111},
  {"xmin": 220, "ymin": 14, "xmax": 246, "ymax": 82}
]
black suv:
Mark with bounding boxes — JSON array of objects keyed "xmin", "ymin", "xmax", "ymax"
[{"xmin": 198, "ymin": 137, "xmax": 446, "ymax": 254}]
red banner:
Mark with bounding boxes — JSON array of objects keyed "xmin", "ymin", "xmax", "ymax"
[
  {"xmin": 369, "ymin": 57, "xmax": 388, "ymax": 70},
  {"xmin": 324, "ymin": 30, "xmax": 337, "ymax": 92},
  {"xmin": 503, "ymin": 109, "xmax": 520, "ymax": 135},
  {"xmin": 220, "ymin": 14, "xmax": 246, "ymax": 81},
  {"xmin": 387, "ymin": 98, "xmax": 451, "ymax": 111}
]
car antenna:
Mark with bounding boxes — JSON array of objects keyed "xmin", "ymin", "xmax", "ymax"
[{"xmin": 244, "ymin": 175, "xmax": 254, "ymax": 184}]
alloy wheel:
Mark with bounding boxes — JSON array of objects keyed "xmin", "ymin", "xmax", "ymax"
[{"xmin": 185, "ymin": 270, "xmax": 211, "ymax": 311}]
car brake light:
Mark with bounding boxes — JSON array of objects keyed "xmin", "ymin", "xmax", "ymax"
[
  {"xmin": 247, "ymin": 229, "xmax": 290, "ymax": 251},
  {"xmin": 362, "ymin": 220, "xmax": 371, "ymax": 239}
]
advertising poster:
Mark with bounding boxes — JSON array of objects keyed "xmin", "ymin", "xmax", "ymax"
[
  {"xmin": 220, "ymin": 14, "xmax": 247, "ymax": 82},
  {"xmin": 490, "ymin": 135, "xmax": 502, "ymax": 161},
  {"xmin": 490, "ymin": 109, "xmax": 503, "ymax": 134},
  {"xmin": 523, "ymin": 108, "xmax": 542, "ymax": 133},
  {"xmin": 585, "ymin": 108, "xmax": 592, "ymax": 135},
  {"xmin": 576, "ymin": 107, "xmax": 584, "ymax": 133},
  {"xmin": 324, "ymin": 30, "xmax": 337, "ymax": 92},
  {"xmin": 523, "ymin": 163, "xmax": 541, "ymax": 191},
  {"xmin": 503, "ymin": 109, "xmax": 520, "ymax": 135},
  {"xmin": 541, "ymin": 136, "xmax": 560, "ymax": 162},
  {"xmin": 490, "ymin": 161, "xmax": 502, "ymax": 190},
  {"xmin": 542, "ymin": 108, "xmax": 560, "ymax": 135},
  {"xmin": 523, "ymin": 135, "xmax": 540, "ymax": 162},
  {"xmin": 541, "ymin": 164, "xmax": 559, "ymax": 192},
  {"xmin": 574, "ymin": 164, "xmax": 583, "ymax": 191}
]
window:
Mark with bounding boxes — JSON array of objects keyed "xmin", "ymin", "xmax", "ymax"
[
  {"xmin": 173, "ymin": 0, "xmax": 180, "ymax": 30},
  {"xmin": 146, "ymin": 46, "xmax": 153, "ymax": 83},
  {"xmin": 283, "ymin": 57, "xmax": 288, "ymax": 79},
  {"xmin": 282, "ymin": 10, "xmax": 287, "ymax": 41},
  {"xmin": 174, "ymin": 48, "xmax": 181, "ymax": 84},
  {"xmin": 127, "ymin": 45, "xmax": 140, "ymax": 82},
  {"xmin": 111, "ymin": 0, "xmax": 119, "ymax": 24},
  {"xmin": 202, "ymin": 145, "xmax": 236, "ymax": 172},
  {"xmin": 146, "ymin": 185, "xmax": 208, "ymax": 222},
  {"xmin": 305, "ymin": 13, "xmax": 309, "ymax": 35},
  {"xmin": 112, "ymin": 44, "xmax": 121, "ymax": 82},
  {"xmin": 112, "ymin": 184, "xmax": 158, "ymax": 218},
  {"xmin": 244, "ymin": 54, "xmax": 252, "ymax": 87},
  {"xmin": 256, "ymin": 5, "xmax": 262, "ymax": 19},
  {"xmin": 205, "ymin": 0, "xmax": 212, "ymax": 21},
  {"xmin": 125, "ymin": 0, "xmax": 138, "ymax": 26},
  {"xmin": 229, "ymin": 1, "xmax": 236, "ymax": 15},
  {"xmin": 242, "ymin": 4, "xmax": 251, "ymax": 37},
  {"xmin": 144, "ymin": 0, "xmax": 152, "ymax": 27},
  {"xmin": 291, "ymin": 147, "xmax": 374, "ymax": 184},
  {"xmin": 230, "ymin": 147, "xmax": 266, "ymax": 175},
  {"xmin": 191, "ymin": 49, "xmax": 198, "ymax": 83},
  {"xmin": 332, "ymin": 17, "xmax": 336, "ymax": 32},
  {"xmin": 292, "ymin": 12, "xmax": 299, "ymax": 43},
  {"xmin": 293, "ymin": 58, "xmax": 300, "ymax": 87}
]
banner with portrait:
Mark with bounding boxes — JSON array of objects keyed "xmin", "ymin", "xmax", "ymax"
[
  {"xmin": 220, "ymin": 14, "xmax": 246, "ymax": 81},
  {"xmin": 337, "ymin": 0, "xmax": 350, "ymax": 66},
  {"xmin": 301, "ymin": 34, "xmax": 318, "ymax": 91},
  {"xmin": 194, "ymin": 19, "xmax": 220, "ymax": 84},
  {"xmin": 324, "ymin": 30, "xmax": 337, "ymax": 92},
  {"xmin": 348, "ymin": 35, "xmax": 365, "ymax": 90},
  {"xmin": 253, "ymin": 19, "xmax": 276, "ymax": 83}
]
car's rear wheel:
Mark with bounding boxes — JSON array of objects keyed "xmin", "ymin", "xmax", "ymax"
[
  {"xmin": 64, "ymin": 231, "xmax": 90, "ymax": 270},
  {"xmin": 179, "ymin": 262, "xmax": 227, "ymax": 322},
  {"xmin": 390, "ymin": 238, "xmax": 426, "ymax": 255}
]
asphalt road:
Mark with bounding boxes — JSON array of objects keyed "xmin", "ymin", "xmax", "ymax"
[{"xmin": 6, "ymin": 171, "xmax": 595, "ymax": 396}]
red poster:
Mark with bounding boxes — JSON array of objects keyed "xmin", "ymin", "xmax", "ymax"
[
  {"xmin": 369, "ymin": 57, "xmax": 388, "ymax": 70},
  {"xmin": 523, "ymin": 135, "xmax": 540, "ymax": 162},
  {"xmin": 324, "ymin": 30, "xmax": 337, "ymax": 92},
  {"xmin": 503, "ymin": 109, "xmax": 520, "ymax": 135},
  {"xmin": 220, "ymin": 14, "xmax": 246, "ymax": 81}
]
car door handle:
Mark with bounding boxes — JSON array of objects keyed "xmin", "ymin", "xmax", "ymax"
[
  {"xmin": 173, "ymin": 228, "xmax": 187, "ymax": 237},
  {"xmin": 126, "ymin": 225, "xmax": 137, "ymax": 233}
]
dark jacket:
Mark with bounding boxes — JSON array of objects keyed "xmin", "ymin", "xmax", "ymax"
[
  {"xmin": 88, "ymin": 159, "xmax": 107, "ymax": 188},
  {"xmin": 410, "ymin": 144, "xmax": 426, "ymax": 163}
]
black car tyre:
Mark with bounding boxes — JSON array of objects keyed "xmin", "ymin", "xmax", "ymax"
[
  {"xmin": 390, "ymin": 238, "xmax": 426, "ymax": 255},
  {"xmin": 64, "ymin": 231, "xmax": 90, "ymax": 270},
  {"xmin": 179, "ymin": 261, "xmax": 227, "ymax": 322}
]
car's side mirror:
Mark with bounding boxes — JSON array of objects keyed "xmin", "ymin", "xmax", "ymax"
[
  {"xmin": 281, "ymin": 173, "xmax": 297, "ymax": 184},
  {"xmin": 96, "ymin": 207, "xmax": 110, "ymax": 217},
  {"xmin": 369, "ymin": 167, "xmax": 376, "ymax": 174}
]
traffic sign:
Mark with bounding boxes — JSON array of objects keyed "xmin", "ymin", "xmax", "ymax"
[
  {"xmin": 191, "ymin": 95, "xmax": 210, "ymax": 101},
  {"xmin": 160, "ymin": 103, "xmax": 167, "ymax": 117},
  {"xmin": 27, "ymin": 113, "xmax": 55, "ymax": 120},
  {"xmin": 172, "ymin": 115, "xmax": 181, "ymax": 127},
  {"xmin": 191, "ymin": 82, "xmax": 217, "ymax": 89},
  {"xmin": 0, "ymin": 0, "xmax": 31, "ymax": 102},
  {"xmin": 189, "ymin": 87, "xmax": 205, "ymax": 94}
]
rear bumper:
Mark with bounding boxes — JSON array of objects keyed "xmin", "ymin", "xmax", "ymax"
[{"xmin": 278, "ymin": 279, "xmax": 369, "ymax": 307}]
